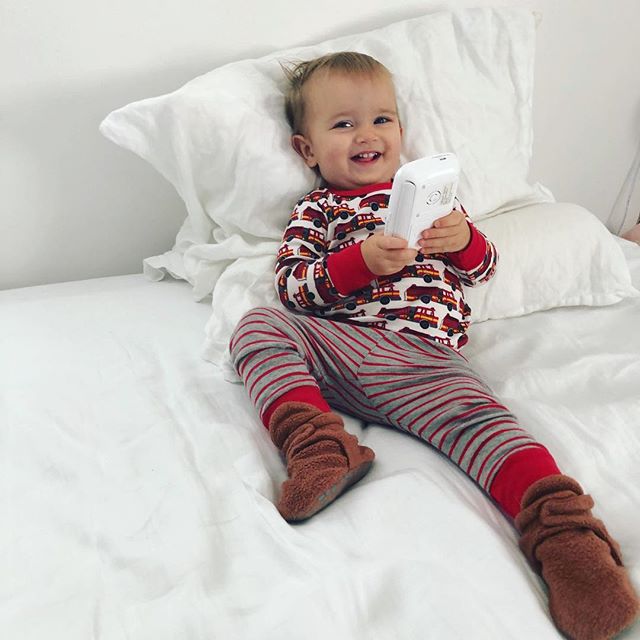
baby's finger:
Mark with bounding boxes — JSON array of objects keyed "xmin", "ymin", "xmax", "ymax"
[
  {"xmin": 389, "ymin": 248, "xmax": 418, "ymax": 265},
  {"xmin": 420, "ymin": 237, "xmax": 456, "ymax": 253},
  {"xmin": 378, "ymin": 234, "xmax": 409, "ymax": 250},
  {"xmin": 404, "ymin": 248, "xmax": 419, "ymax": 261},
  {"xmin": 433, "ymin": 210, "xmax": 463, "ymax": 228},
  {"xmin": 420, "ymin": 241, "xmax": 444, "ymax": 253},
  {"xmin": 421, "ymin": 226, "xmax": 456, "ymax": 240}
]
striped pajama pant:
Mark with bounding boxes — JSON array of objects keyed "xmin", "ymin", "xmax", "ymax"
[{"xmin": 229, "ymin": 306, "xmax": 560, "ymax": 517}]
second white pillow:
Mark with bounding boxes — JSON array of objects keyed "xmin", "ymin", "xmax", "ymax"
[{"xmin": 466, "ymin": 203, "xmax": 638, "ymax": 322}]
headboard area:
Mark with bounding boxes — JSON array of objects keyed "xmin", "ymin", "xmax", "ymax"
[{"xmin": 3, "ymin": 0, "xmax": 640, "ymax": 289}]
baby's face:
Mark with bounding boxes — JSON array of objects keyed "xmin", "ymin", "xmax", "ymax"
[{"xmin": 292, "ymin": 70, "xmax": 402, "ymax": 190}]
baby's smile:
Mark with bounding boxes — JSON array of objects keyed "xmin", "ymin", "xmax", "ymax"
[{"xmin": 351, "ymin": 151, "xmax": 382, "ymax": 163}]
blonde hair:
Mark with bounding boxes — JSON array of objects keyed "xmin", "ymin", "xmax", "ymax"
[{"xmin": 281, "ymin": 51, "xmax": 393, "ymax": 135}]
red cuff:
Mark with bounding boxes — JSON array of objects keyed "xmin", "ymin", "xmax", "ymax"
[
  {"xmin": 446, "ymin": 223, "xmax": 487, "ymax": 271},
  {"xmin": 261, "ymin": 387, "xmax": 331, "ymax": 429},
  {"xmin": 326, "ymin": 242, "xmax": 376, "ymax": 295},
  {"xmin": 490, "ymin": 447, "xmax": 561, "ymax": 519}
]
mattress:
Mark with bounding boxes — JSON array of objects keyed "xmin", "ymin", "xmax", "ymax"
[{"xmin": 2, "ymin": 239, "xmax": 639, "ymax": 640}]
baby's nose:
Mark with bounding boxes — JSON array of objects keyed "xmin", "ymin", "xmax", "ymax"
[{"xmin": 356, "ymin": 125, "xmax": 378, "ymax": 142}]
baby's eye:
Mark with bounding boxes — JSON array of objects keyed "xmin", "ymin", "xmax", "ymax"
[
  {"xmin": 374, "ymin": 116, "xmax": 391, "ymax": 124},
  {"xmin": 332, "ymin": 121, "xmax": 353, "ymax": 129}
]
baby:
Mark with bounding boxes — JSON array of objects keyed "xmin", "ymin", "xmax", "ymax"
[{"xmin": 229, "ymin": 52, "xmax": 638, "ymax": 640}]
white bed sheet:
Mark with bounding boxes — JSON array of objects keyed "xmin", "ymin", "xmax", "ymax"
[{"xmin": 1, "ymin": 239, "xmax": 639, "ymax": 640}]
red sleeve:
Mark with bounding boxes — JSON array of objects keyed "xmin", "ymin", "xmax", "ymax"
[
  {"xmin": 446, "ymin": 222, "xmax": 488, "ymax": 271},
  {"xmin": 326, "ymin": 242, "xmax": 376, "ymax": 295}
]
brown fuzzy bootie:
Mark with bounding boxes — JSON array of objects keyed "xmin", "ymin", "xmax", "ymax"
[
  {"xmin": 515, "ymin": 474, "xmax": 639, "ymax": 640},
  {"xmin": 268, "ymin": 401, "xmax": 375, "ymax": 522}
]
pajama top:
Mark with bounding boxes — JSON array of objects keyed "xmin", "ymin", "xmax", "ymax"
[{"xmin": 274, "ymin": 181, "xmax": 498, "ymax": 349}]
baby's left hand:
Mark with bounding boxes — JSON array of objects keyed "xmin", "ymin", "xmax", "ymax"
[{"xmin": 419, "ymin": 209, "xmax": 471, "ymax": 254}]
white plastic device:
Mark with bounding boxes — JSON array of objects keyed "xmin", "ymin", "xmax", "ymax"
[{"xmin": 384, "ymin": 153, "xmax": 460, "ymax": 249}]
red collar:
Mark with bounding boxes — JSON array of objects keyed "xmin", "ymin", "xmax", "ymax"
[{"xmin": 326, "ymin": 181, "xmax": 392, "ymax": 197}]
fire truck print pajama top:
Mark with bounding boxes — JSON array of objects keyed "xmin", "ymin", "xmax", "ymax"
[{"xmin": 229, "ymin": 181, "xmax": 561, "ymax": 517}]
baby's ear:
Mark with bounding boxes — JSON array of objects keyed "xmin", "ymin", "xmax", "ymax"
[{"xmin": 291, "ymin": 134, "xmax": 317, "ymax": 168}]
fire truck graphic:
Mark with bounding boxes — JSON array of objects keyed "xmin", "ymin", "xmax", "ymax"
[
  {"xmin": 428, "ymin": 334, "xmax": 455, "ymax": 348},
  {"xmin": 293, "ymin": 286, "xmax": 317, "ymax": 308},
  {"xmin": 304, "ymin": 190, "xmax": 325, "ymax": 204},
  {"xmin": 277, "ymin": 270, "xmax": 287, "ymax": 293},
  {"xmin": 443, "ymin": 268, "xmax": 461, "ymax": 291},
  {"xmin": 381, "ymin": 305, "xmax": 438, "ymax": 329},
  {"xmin": 343, "ymin": 283, "xmax": 402, "ymax": 309},
  {"xmin": 300, "ymin": 206, "xmax": 326, "ymax": 228},
  {"xmin": 285, "ymin": 225, "xmax": 325, "ymax": 252},
  {"xmin": 297, "ymin": 244, "xmax": 317, "ymax": 259},
  {"xmin": 459, "ymin": 298, "xmax": 470, "ymax": 316},
  {"xmin": 364, "ymin": 320, "xmax": 387, "ymax": 329},
  {"xmin": 440, "ymin": 314, "xmax": 468, "ymax": 336},
  {"xmin": 335, "ymin": 213, "xmax": 380, "ymax": 240},
  {"xmin": 404, "ymin": 285, "xmax": 457, "ymax": 310},
  {"xmin": 337, "ymin": 308, "xmax": 367, "ymax": 317},
  {"xmin": 329, "ymin": 309, "xmax": 387, "ymax": 329},
  {"xmin": 414, "ymin": 263, "xmax": 441, "ymax": 283},
  {"xmin": 328, "ymin": 203, "xmax": 356, "ymax": 223},
  {"xmin": 277, "ymin": 244, "xmax": 294, "ymax": 261},
  {"xmin": 313, "ymin": 261, "xmax": 337, "ymax": 300},
  {"xmin": 359, "ymin": 192, "xmax": 388, "ymax": 211},
  {"xmin": 330, "ymin": 236, "xmax": 358, "ymax": 252}
]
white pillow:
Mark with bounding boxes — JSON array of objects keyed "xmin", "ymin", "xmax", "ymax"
[
  {"xmin": 205, "ymin": 202, "xmax": 638, "ymax": 376},
  {"xmin": 99, "ymin": 7, "xmax": 553, "ymax": 300},
  {"xmin": 466, "ymin": 203, "xmax": 639, "ymax": 321}
]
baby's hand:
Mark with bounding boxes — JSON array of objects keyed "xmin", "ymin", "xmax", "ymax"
[
  {"xmin": 361, "ymin": 233, "xmax": 418, "ymax": 276},
  {"xmin": 419, "ymin": 209, "xmax": 471, "ymax": 254}
]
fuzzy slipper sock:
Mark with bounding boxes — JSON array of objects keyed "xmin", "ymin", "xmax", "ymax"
[
  {"xmin": 269, "ymin": 401, "xmax": 375, "ymax": 522},
  {"xmin": 515, "ymin": 474, "xmax": 639, "ymax": 640}
]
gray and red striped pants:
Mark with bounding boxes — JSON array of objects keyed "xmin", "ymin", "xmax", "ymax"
[{"xmin": 229, "ymin": 307, "xmax": 560, "ymax": 518}]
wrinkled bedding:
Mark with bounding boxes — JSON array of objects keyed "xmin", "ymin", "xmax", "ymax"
[{"xmin": 1, "ymin": 238, "xmax": 639, "ymax": 639}]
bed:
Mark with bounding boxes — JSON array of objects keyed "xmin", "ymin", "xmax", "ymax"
[
  {"xmin": 3, "ymin": 7, "xmax": 640, "ymax": 640},
  {"xmin": 2, "ymin": 236, "xmax": 639, "ymax": 640}
]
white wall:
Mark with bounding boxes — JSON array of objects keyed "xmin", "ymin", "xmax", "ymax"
[{"xmin": 2, "ymin": 0, "xmax": 640, "ymax": 290}]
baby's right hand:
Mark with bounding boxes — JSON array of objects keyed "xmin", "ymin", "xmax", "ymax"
[{"xmin": 361, "ymin": 233, "xmax": 418, "ymax": 276}]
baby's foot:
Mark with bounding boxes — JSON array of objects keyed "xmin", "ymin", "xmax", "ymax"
[
  {"xmin": 516, "ymin": 475, "xmax": 639, "ymax": 640},
  {"xmin": 269, "ymin": 402, "xmax": 375, "ymax": 521}
]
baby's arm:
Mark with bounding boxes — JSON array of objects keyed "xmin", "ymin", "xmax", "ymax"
[
  {"xmin": 274, "ymin": 199, "xmax": 373, "ymax": 312},
  {"xmin": 419, "ymin": 203, "xmax": 498, "ymax": 286}
]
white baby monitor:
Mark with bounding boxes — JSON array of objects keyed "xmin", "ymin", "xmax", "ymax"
[{"xmin": 384, "ymin": 153, "xmax": 460, "ymax": 249}]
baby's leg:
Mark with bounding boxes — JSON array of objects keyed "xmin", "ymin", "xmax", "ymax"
[
  {"xmin": 355, "ymin": 330, "xmax": 639, "ymax": 639},
  {"xmin": 229, "ymin": 306, "xmax": 387, "ymax": 428},
  {"xmin": 353, "ymin": 329, "xmax": 558, "ymax": 514},
  {"xmin": 229, "ymin": 307, "xmax": 379, "ymax": 521}
]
